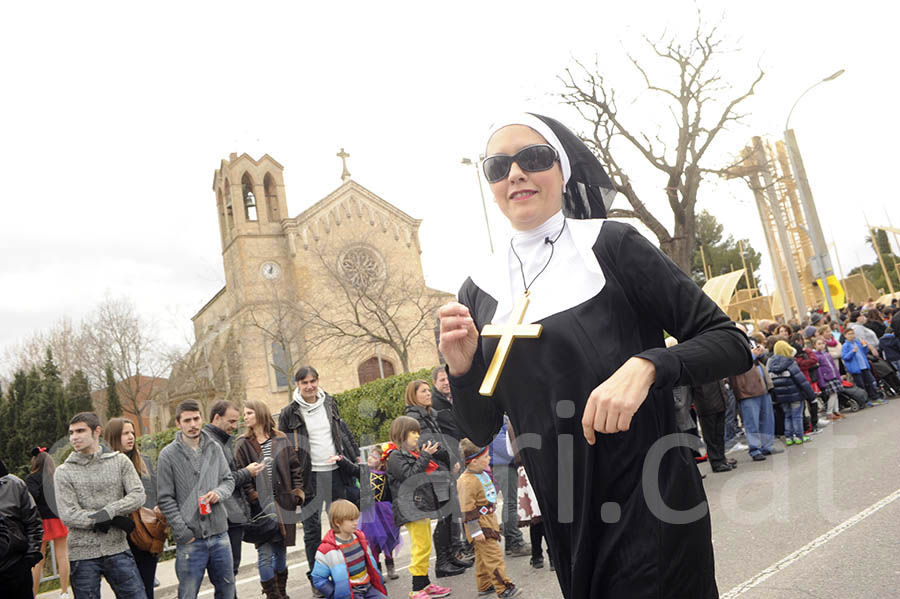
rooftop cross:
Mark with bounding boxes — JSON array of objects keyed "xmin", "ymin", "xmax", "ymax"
[{"xmin": 337, "ymin": 148, "xmax": 351, "ymax": 182}]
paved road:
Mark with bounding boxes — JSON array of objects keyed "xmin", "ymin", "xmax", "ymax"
[{"xmin": 67, "ymin": 399, "xmax": 900, "ymax": 598}]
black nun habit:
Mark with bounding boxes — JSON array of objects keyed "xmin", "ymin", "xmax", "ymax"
[{"xmin": 448, "ymin": 114, "xmax": 751, "ymax": 598}]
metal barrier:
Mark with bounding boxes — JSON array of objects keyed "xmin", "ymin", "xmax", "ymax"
[{"xmin": 39, "ymin": 540, "xmax": 59, "ymax": 585}]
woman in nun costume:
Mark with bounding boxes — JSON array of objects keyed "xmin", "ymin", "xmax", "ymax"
[{"xmin": 438, "ymin": 114, "xmax": 751, "ymax": 599}]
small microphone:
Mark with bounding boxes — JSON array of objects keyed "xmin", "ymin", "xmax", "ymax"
[{"xmin": 544, "ymin": 237, "xmax": 553, "ymax": 245}]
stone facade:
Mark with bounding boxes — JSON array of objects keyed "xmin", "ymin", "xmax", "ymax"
[{"xmin": 163, "ymin": 153, "xmax": 450, "ymax": 425}]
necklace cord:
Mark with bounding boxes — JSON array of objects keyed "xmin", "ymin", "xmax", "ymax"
[{"xmin": 510, "ymin": 218, "xmax": 567, "ymax": 293}]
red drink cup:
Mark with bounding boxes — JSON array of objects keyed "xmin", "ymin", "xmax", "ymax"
[{"xmin": 198, "ymin": 496, "xmax": 211, "ymax": 515}]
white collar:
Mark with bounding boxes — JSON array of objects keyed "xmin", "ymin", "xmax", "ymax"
[{"xmin": 469, "ymin": 217, "xmax": 608, "ymax": 325}]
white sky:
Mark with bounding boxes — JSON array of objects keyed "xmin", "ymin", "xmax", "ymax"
[{"xmin": 2, "ymin": 0, "xmax": 898, "ymax": 360}]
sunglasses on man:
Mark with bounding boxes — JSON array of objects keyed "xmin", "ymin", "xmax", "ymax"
[{"xmin": 482, "ymin": 144, "xmax": 559, "ymax": 183}]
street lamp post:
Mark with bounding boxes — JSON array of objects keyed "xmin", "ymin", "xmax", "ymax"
[
  {"xmin": 784, "ymin": 69, "xmax": 845, "ymax": 318},
  {"xmin": 461, "ymin": 156, "xmax": 494, "ymax": 254}
]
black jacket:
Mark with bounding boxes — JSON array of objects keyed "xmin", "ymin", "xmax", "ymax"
[
  {"xmin": 404, "ymin": 405, "xmax": 452, "ymax": 470},
  {"xmin": 204, "ymin": 424, "xmax": 252, "ymax": 524},
  {"xmin": 0, "ymin": 460, "xmax": 42, "ymax": 573},
  {"xmin": 430, "ymin": 388, "xmax": 462, "ymax": 442},
  {"xmin": 768, "ymin": 355, "xmax": 816, "ymax": 404},
  {"xmin": 386, "ymin": 448, "xmax": 439, "ymax": 527},
  {"xmin": 0, "ymin": 516, "xmax": 10, "ymax": 561},
  {"xmin": 278, "ymin": 392, "xmax": 357, "ymax": 497},
  {"xmin": 864, "ymin": 319, "xmax": 886, "ymax": 339},
  {"xmin": 25, "ymin": 471, "xmax": 58, "ymax": 520}
]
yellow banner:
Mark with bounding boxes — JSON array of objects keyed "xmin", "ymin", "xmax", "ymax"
[{"xmin": 816, "ymin": 275, "xmax": 845, "ymax": 310}]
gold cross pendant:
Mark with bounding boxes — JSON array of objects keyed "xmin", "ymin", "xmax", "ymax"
[{"xmin": 479, "ymin": 291, "xmax": 542, "ymax": 396}]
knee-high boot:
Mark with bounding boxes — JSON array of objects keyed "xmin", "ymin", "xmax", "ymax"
[{"xmin": 275, "ymin": 569, "xmax": 290, "ymax": 599}]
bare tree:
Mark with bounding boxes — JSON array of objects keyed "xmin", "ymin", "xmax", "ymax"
[
  {"xmin": 2, "ymin": 317, "xmax": 90, "ymax": 384},
  {"xmin": 81, "ymin": 297, "xmax": 170, "ymax": 435},
  {"xmin": 295, "ymin": 243, "xmax": 449, "ymax": 373},
  {"xmin": 164, "ymin": 326, "xmax": 244, "ymax": 424},
  {"xmin": 245, "ymin": 282, "xmax": 308, "ymax": 387},
  {"xmin": 558, "ymin": 17, "xmax": 763, "ymax": 273}
]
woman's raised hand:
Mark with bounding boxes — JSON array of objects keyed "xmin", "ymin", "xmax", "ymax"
[
  {"xmin": 421, "ymin": 440, "xmax": 440, "ymax": 455},
  {"xmin": 439, "ymin": 302, "xmax": 479, "ymax": 376}
]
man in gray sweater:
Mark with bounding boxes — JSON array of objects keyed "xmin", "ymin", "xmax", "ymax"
[
  {"xmin": 54, "ymin": 412, "xmax": 146, "ymax": 599},
  {"xmin": 157, "ymin": 399, "xmax": 235, "ymax": 599}
]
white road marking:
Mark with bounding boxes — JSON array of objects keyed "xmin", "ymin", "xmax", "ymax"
[{"xmin": 722, "ymin": 486, "xmax": 900, "ymax": 598}]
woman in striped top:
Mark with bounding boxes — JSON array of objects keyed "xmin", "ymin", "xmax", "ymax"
[{"xmin": 235, "ymin": 399, "xmax": 304, "ymax": 599}]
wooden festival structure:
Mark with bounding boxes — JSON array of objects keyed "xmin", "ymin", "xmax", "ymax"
[{"xmin": 720, "ymin": 136, "xmax": 890, "ymax": 319}]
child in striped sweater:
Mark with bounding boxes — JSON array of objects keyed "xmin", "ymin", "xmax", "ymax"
[{"xmin": 311, "ymin": 500, "xmax": 388, "ymax": 599}]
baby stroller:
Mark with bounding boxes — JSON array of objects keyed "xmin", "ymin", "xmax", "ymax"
[
  {"xmin": 870, "ymin": 354, "xmax": 900, "ymax": 397},
  {"xmin": 837, "ymin": 381, "xmax": 868, "ymax": 412}
]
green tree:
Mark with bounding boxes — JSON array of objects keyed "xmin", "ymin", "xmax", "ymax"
[
  {"xmin": 690, "ymin": 210, "xmax": 762, "ymax": 289},
  {"xmin": 21, "ymin": 365, "xmax": 57, "ymax": 475},
  {"xmin": 105, "ymin": 364, "xmax": 122, "ymax": 418},
  {"xmin": 2, "ymin": 370, "xmax": 30, "ymax": 472},
  {"xmin": 862, "ymin": 228, "xmax": 900, "ymax": 292},
  {"xmin": 41, "ymin": 348, "xmax": 68, "ymax": 442},
  {"xmin": 65, "ymin": 369, "xmax": 94, "ymax": 417}
]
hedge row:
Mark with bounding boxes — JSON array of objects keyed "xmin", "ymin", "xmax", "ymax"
[
  {"xmin": 332, "ymin": 367, "xmax": 433, "ymax": 448},
  {"xmin": 137, "ymin": 427, "xmax": 177, "ymax": 463}
]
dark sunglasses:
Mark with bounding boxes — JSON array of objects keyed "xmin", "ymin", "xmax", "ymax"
[{"xmin": 482, "ymin": 144, "xmax": 559, "ymax": 183}]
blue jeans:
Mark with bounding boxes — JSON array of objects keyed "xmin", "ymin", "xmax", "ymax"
[
  {"xmin": 892, "ymin": 360, "xmax": 900, "ymax": 375},
  {"xmin": 784, "ymin": 401, "xmax": 804, "ymax": 439},
  {"xmin": 739, "ymin": 393, "xmax": 774, "ymax": 457},
  {"xmin": 257, "ymin": 541, "xmax": 287, "ymax": 582},
  {"xmin": 351, "ymin": 583, "xmax": 389, "ymax": 598},
  {"xmin": 492, "ymin": 462, "xmax": 524, "ymax": 547},
  {"xmin": 70, "ymin": 550, "xmax": 147, "ymax": 599},
  {"xmin": 852, "ymin": 369, "xmax": 881, "ymax": 400},
  {"xmin": 175, "ymin": 532, "xmax": 235, "ymax": 599}
]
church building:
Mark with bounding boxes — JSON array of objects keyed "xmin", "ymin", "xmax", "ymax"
[{"xmin": 159, "ymin": 152, "xmax": 450, "ymax": 428}]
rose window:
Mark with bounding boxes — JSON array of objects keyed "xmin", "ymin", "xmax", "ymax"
[{"xmin": 339, "ymin": 246, "xmax": 384, "ymax": 290}]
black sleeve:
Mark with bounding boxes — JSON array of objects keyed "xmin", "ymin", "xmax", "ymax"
[
  {"xmin": 0, "ymin": 516, "xmax": 10, "ymax": 559},
  {"xmin": 277, "ymin": 408, "xmax": 291, "ymax": 442},
  {"xmin": 386, "ymin": 451, "xmax": 431, "ymax": 484},
  {"xmin": 338, "ymin": 418, "xmax": 360, "ymax": 462},
  {"xmin": 24, "ymin": 475, "xmax": 42, "ymax": 506},
  {"xmin": 336, "ymin": 455, "xmax": 361, "ymax": 480},
  {"xmin": 448, "ymin": 279, "xmax": 506, "ymax": 447},
  {"xmin": 17, "ymin": 481, "xmax": 43, "ymax": 558},
  {"xmin": 609, "ymin": 223, "xmax": 753, "ymax": 389}
]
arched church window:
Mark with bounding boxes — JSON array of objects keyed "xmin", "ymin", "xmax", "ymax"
[
  {"xmin": 264, "ymin": 173, "xmax": 279, "ymax": 223},
  {"xmin": 271, "ymin": 340, "xmax": 291, "ymax": 389},
  {"xmin": 338, "ymin": 245, "xmax": 385, "ymax": 291},
  {"xmin": 357, "ymin": 356, "xmax": 395, "ymax": 385},
  {"xmin": 224, "ymin": 181, "xmax": 234, "ymax": 229},
  {"xmin": 242, "ymin": 173, "xmax": 257, "ymax": 222}
]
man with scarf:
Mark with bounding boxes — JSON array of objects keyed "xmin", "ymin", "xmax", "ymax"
[{"xmin": 278, "ymin": 366, "xmax": 358, "ymax": 598}]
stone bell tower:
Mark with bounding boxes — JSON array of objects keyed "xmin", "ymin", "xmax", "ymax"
[{"xmin": 211, "ymin": 153, "xmax": 292, "ymax": 305}]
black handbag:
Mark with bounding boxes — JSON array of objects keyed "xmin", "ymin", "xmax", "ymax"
[{"xmin": 242, "ymin": 503, "xmax": 282, "ymax": 545}]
